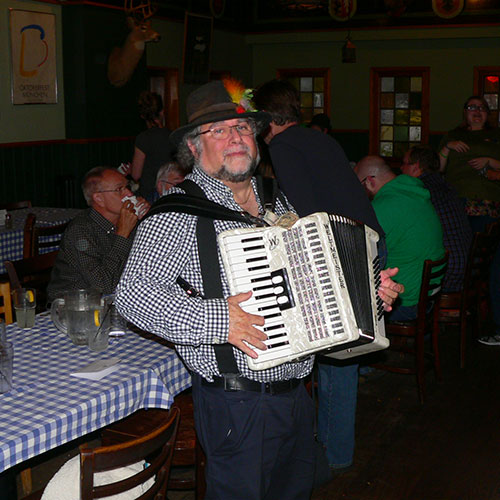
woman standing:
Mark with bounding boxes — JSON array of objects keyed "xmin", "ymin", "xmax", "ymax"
[
  {"xmin": 439, "ymin": 95, "xmax": 500, "ymax": 344},
  {"xmin": 439, "ymin": 95, "xmax": 500, "ymax": 221},
  {"xmin": 131, "ymin": 91, "xmax": 173, "ymax": 202}
]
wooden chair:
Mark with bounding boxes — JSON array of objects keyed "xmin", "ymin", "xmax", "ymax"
[
  {"xmin": 23, "ymin": 213, "xmax": 69, "ymax": 258},
  {"xmin": 0, "ymin": 200, "xmax": 31, "ymax": 210},
  {"xmin": 0, "ymin": 281, "xmax": 13, "ymax": 324},
  {"xmin": 372, "ymin": 253, "xmax": 449, "ymax": 404},
  {"xmin": 435, "ymin": 222, "xmax": 500, "ymax": 368},
  {"xmin": 4, "ymin": 251, "xmax": 58, "ymax": 312},
  {"xmin": 101, "ymin": 391, "xmax": 207, "ymax": 500},
  {"xmin": 24, "ymin": 406, "xmax": 180, "ymax": 500}
]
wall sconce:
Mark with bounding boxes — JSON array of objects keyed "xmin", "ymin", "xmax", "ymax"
[{"xmin": 342, "ymin": 34, "xmax": 356, "ymax": 63}]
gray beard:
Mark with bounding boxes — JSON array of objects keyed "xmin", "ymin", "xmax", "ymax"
[{"xmin": 196, "ymin": 151, "xmax": 261, "ymax": 183}]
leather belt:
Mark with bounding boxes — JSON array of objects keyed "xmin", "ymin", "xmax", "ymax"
[{"xmin": 203, "ymin": 375, "xmax": 301, "ymax": 395}]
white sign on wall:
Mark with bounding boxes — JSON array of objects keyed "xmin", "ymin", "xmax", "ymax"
[{"xmin": 10, "ymin": 9, "xmax": 57, "ymax": 104}]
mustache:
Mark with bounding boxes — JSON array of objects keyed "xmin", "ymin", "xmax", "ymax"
[{"xmin": 223, "ymin": 145, "xmax": 250, "ymax": 158}]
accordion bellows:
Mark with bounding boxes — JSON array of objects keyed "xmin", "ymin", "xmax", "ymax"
[{"xmin": 218, "ymin": 212, "xmax": 388, "ymax": 371}]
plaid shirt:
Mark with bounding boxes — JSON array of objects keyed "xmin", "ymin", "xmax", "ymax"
[
  {"xmin": 47, "ymin": 208, "xmax": 134, "ymax": 301},
  {"xmin": 116, "ymin": 167, "xmax": 314, "ymax": 382},
  {"xmin": 419, "ymin": 172, "xmax": 473, "ymax": 292}
]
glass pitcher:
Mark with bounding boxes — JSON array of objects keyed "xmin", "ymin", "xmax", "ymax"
[{"xmin": 51, "ymin": 289, "xmax": 107, "ymax": 346}]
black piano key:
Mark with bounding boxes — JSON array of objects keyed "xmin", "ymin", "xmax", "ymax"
[
  {"xmin": 267, "ymin": 340, "xmax": 290, "ymax": 349},
  {"xmin": 243, "ymin": 244, "xmax": 266, "ymax": 252},
  {"xmin": 264, "ymin": 323, "xmax": 285, "ymax": 332},
  {"xmin": 248, "ymin": 264, "xmax": 270, "ymax": 272}
]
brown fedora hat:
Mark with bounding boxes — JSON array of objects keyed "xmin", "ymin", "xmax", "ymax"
[{"xmin": 170, "ymin": 80, "xmax": 271, "ymax": 146}]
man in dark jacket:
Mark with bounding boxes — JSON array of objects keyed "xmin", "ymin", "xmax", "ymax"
[{"xmin": 253, "ymin": 79, "xmax": 388, "ymax": 472}]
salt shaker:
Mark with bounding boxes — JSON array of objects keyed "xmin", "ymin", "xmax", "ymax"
[{"xmin": 5, "ymin": 213, "xmax": 12, "ymax": 229}]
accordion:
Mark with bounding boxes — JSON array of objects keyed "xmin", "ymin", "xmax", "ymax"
[{"xmin": 218, "ymin": 212, "xmax": 388, "ymax": 371}]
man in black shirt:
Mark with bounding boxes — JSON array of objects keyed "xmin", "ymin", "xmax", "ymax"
[
  {"xmin": 47, "ymin": 167, "xmax": 150, "ymax": 301},
  {"xmin": 253, "ymin": 79, "xmax": 389, "ymax": 472}
]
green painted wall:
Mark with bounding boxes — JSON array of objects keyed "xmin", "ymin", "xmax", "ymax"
[
  {"xmin": 248, "ymin": 26, "xmax": 500, "ymax": 134},
  {"xmin": 1, "ymin": 2, "xmax": 499, "ymax": 147},
  {"xmin": 147, "ymin": 19, "xmax": 253, "ymax": 126},
  {"xmin": 0, "ymin": 0, "xmax": 65, "ymax": 143}
]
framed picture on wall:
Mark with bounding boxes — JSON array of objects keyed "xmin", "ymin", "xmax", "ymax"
[
  {"xmin": 182, "ymin": 12, "xmax": 213, "ymax": 85},
  {"xmin": 9, "ymin": 9, "xmax": 57, "ymax": 104}
]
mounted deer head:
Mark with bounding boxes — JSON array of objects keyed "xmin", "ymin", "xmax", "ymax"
[{"xmin": 107, "ymin": 0, "xmax": 160, "ymax": 87}]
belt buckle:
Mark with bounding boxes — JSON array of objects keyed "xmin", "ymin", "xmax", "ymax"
[{"xmin": 223, "ymin": 374, "xmax": 240, "ymax": 392}]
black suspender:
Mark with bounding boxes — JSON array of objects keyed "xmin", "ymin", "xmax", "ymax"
[{"xmin": 144, "ymin": 176, "xmax": 285, "ymax": 375}]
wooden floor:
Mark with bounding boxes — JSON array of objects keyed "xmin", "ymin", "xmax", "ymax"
[
  {"xmin": 312, "ymin": 324, "xmax": 500, "ymax": 500},
  {"xmin": 17, "ymin": 324, "xmax": 500, "ymax": 500}
]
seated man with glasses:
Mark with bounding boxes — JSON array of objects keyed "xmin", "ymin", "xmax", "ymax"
[
  {"xmin": 47, "ymin": 167, "xmax": 150, "ymax": 302},
  {"xmin": 354, "ymin": 155, "xmax": 445, "ymax": 321}
]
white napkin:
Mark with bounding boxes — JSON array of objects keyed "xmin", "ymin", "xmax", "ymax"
[{"xmin": 70, "ymin": 358, "xmax": 121, "ymax": 380}]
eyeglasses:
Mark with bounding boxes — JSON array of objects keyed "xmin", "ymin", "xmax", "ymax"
[
  {"xmin": 360, "ymin": 175, "xmax": 374, "ymax": 185},
  {"xmin": 465, "ymin": 104, "xmax": 488, "ymax": 112},
  {"xmin": 96, "ymin": 184, "xmax": 131, "ymax": 194},
  {"xmin": 196, "ymin": 123, "xmax": 254, "ymax": 141}
]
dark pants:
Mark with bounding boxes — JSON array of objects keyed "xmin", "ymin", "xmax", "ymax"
[
  {"xmin": 469, "ymin": 215, "xmax": 500, "ymax": 333},
  {"xmin": 192, "ymin": 375, "xmax": 316, "ymax": 500}
]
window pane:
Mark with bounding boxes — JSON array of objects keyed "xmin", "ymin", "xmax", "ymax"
[
  {"xmin": 380, "ymin": 142, "xmax": 393, "ymax": 157},
  {"xmin": 381, "ymin": 77, "xmax": 394, "ymax": 92},
  {"xmin": 409, "ymin": 92, "xmax": 422, "ymax": 109},
  {"xmin": 395, "ymin": 109, "xmax": 409, "ymax": 125},
  {"xmin": 484, "ymin": 94, "xmax": 498, "ymax": 111},
  {"xmin": 301, "ymin": 93, "xmax": 313, "ymax": 107},
  {"xmin": 313, "ymin": 78, "xmax": 324, "ymax": 92},
  {"xmin": 300, "ymin": 77, "xmax": 313, "ymax": 92},
  {"xmin": 393, "ymin": 142, "xmax": 407, "ymax": 159},
  {"xmin": 373, "ymin": 69, "xmax": 427, "ymax": 161},
  {"xmin": 409, "ymin": 126, "xmax": 421, "ymax": 142},
  {"xmin": 380, "ymin": 126, "xmax": 393, "ymax": 141},
  {"xmin": 381, "ymin": 109, "xmax": 394, "ymax": 125},
  {"xmin": 410, "ymin": 110, "xmax": 422, "ymax": 125},
  {"xmin": 410, "ymin": 77, "xmax": 422, "ymax": 92},
  {"xmin": 395, "ymin": 93, "xmax": 409, "ymax": 109},
  {"xmin": 484, "ymin": 75, "xmax": 499, "ymax": 93},
  {"xmin": 380, "ymin": 93, "xmax": 394, "ymax": 108},
  {"xmin": 394, "ymin": 126, "xmax": 408, "ymax": 141},
  {"xmin": 313, "ymin": 93, "xmax": 324, "ymax": 107},
  {"xmin": 302, "ymin": 108, "xmax": 313, "ymax": 122},
  {"xmin": 395, "ymin": 76, "xmax": 410, "ymax": 93}
]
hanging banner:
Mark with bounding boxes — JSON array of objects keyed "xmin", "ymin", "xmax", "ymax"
[
  {"xmin": 10, "ymin": 9, "xmax": 57, "ymax": 104},
  {"xmin": 329, "ymin": 0, "xmax": 356, "ymax": 22},
  {"xmin": 432, "ymin": 0, "xmax": 464, "ymax": 19}
]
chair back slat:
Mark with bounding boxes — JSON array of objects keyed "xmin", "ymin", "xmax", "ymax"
[
  {"xmin": 417, "ymin": 252, "xmax": 449, "ymax": 320},
  {"xmin": 0, "ymin": 281, "xmax": 13, "ymax": 324},
  {"xmin": 4, "ymin": 251, "xmax": 59, "ymax": 311},
  {"xmin": 80, "ymin": 406, "xmax": 180, "ymax": 500},
  {"xmin": 23, "ymin": 213, "xmax": 69, "ymax": 258}
]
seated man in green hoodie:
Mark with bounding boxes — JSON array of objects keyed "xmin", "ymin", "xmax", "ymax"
[{"xmin": 355, "ymin": 155, "xmax": 445, "ymax": 321}]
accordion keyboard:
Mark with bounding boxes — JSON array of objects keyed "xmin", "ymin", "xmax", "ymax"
[{"xmin": 219, "ymin": 213, "xmax": 376, "ymax": 370}]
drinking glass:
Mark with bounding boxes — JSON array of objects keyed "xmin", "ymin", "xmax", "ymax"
[
  {"xmin": 11, "ymin": 288, "xmax": 36, "ymax": 329},
  {"xmin": 88, "ymin": 303, "xmax": 111, "ymax": 352}
]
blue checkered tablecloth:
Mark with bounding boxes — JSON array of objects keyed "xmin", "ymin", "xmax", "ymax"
[
  {"xmin": 0, "ymin": 207, "xmax": 82, "ymax": 274},
  {"xmin": 0, "ymin": 313, "xmax": 192, "ymax": 472}
]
